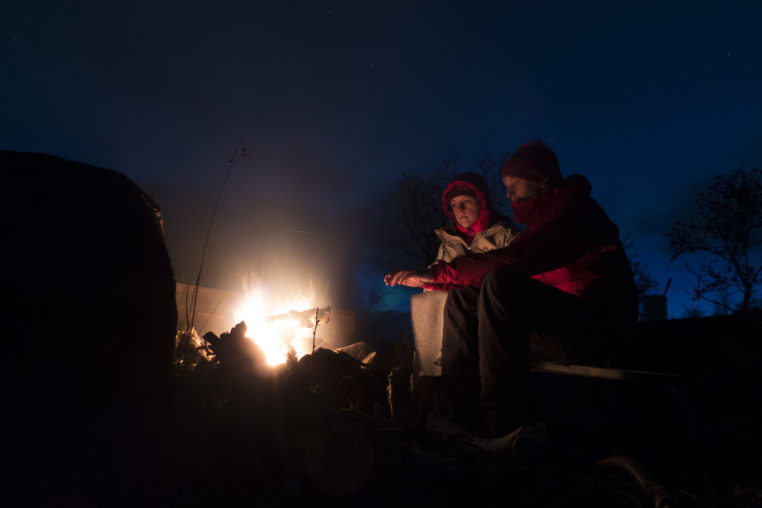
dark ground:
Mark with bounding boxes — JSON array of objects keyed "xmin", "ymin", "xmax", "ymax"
[{"xmin": 158, "ymin": 320, "xmax": 762, "ymax": 508}]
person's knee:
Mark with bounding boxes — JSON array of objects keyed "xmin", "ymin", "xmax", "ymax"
[
  {"xmin": 479, "ymin": 268, "xmax": 546, "ymax": 318},
  {"xmin": 481, "ymin": 266, "xmax": 526, "ymax": 297},
  {"xmin": 481, "ymin": 269, "xmax": 502, "ymax": 290},
  {"xmin": 444, "ymin": 287, "xmax": 477, "ymax": 314}
]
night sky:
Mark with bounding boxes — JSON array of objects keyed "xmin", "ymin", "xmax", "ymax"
[{"xmin": 3, "ymin": 0, "xmax": 761, "ymax": 317}]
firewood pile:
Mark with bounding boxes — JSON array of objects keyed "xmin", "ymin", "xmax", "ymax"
[{"xmin": 164, "ymin": 321, "xmax": 762, "ymax": 508}]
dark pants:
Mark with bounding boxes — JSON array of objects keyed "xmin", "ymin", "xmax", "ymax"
[{"xmin": 441, "ymin": 267, "xmax": 598, "ymax": 424}]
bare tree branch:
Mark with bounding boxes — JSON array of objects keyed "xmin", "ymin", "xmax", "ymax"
[
  {"xmin": 665, "ymin": 168, "xmax": 762, "ymax": 312},
  {"xmin": 383, "ymin": 152, "xmax": 511, "ymax": 266}
]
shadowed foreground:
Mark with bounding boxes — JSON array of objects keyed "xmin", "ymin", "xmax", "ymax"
[{"xmin": 3, "ymin": 150, "xmax": 760, "ymax": 507}]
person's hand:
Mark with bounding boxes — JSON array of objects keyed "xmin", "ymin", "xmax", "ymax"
[
  {"xmin": 384, "ymin": 269, "xmax": 434, "ymax": 288},
  {"xmin": 384, "ymin": 270, "xmax": 414, "ymax": 287}
]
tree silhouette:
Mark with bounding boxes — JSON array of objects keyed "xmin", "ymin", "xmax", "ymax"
[
  {"xmin": 665, "ymin": 168, "xmax": 762, "ymax": 313},
  {"xmin": 384, "ymin": 165, "xmax": 449, "ymax": 265},
  {"xmin": 622, "ymin": 234, "xmax": 660, "ymax": 320}
]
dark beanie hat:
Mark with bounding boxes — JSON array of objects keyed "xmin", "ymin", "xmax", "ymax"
[
  {"xmin": 502, "ymin": 140, "xmax": 561, "ymax": 183},
  {"xmin": 444, "ymin": 184, "xmax": 477, "ymax": 204}
]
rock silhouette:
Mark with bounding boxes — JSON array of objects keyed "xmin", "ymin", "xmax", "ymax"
[{"xmin": 2, "ymin": 150, "xmax": 176, "ymax": 504}]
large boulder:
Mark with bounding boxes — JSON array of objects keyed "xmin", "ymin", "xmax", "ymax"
[{"xmin": 2, "ymin": 150, "xmax": 177, "ymax": 502}]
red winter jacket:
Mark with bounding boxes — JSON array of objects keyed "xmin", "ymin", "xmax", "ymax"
[{"xmin": 428, "ymin": 174, "xmax": 637, "ymax": 320}]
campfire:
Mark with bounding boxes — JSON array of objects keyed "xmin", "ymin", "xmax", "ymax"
[{"xmin": 233, "ymin": 287, "xmax": 331, "ymax": 366}]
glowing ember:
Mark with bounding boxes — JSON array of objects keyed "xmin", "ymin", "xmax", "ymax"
[{"xmin": 234, "ymin": 287, "xmax": 321, "ymax": 366}]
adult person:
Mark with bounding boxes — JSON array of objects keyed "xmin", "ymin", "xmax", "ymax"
[
  {"xmin": 385, "ymin": 140, "xmax": 637, "ymax": 435},
  {"xmin": 430, "ymin": 171, "xmax": 518, "ymax": 268}
]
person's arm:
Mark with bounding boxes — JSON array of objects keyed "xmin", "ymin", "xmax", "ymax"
[
  {"xmin": 427, "ymin": 242, "xmax": 446, "ymax": 269},
  {"xmin": 430, "ymin": 197, "xmax": 619, "ymax": 287},
  {"xmin": 384, "ymin": 269, "xmax": 435, "ymax": 288}
]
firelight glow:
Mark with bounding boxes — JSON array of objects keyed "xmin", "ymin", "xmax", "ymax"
[{"xmin": 233, "ymin": 287, "xmax": 317, "ymax": 366}]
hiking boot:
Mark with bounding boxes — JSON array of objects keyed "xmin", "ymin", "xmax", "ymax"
[{"xmin": 415, "ymin": 392, "xmax": 473, "ymax": 452}]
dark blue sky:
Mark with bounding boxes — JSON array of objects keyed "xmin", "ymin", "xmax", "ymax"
[{"xmin": 3, "ymin": 0, "xmax": 761, "ymax": 316}]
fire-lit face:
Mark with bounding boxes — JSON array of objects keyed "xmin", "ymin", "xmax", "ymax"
[
  {"xmin": 449, "ymin": 195, "xmax": 481, "ymax": 229},
  {"xmin": 503, "ymin": 175, "xmax": 545, "ymax": 202}
]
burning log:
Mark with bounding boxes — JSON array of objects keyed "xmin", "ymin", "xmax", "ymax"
[
  {"xmin": 267, "ymin": 306, "xmax": 331, "ymax": 328},
  {"xmin": 233, "ymin": 294, "xmax": 334, "ymax": 364},
  {"xmin": 335, "ymin": 341, "xmax": 376, "ymax": 364},
  {"xmin": 203, "ymin": 321, "xmax": 269, "ymax": 373}
]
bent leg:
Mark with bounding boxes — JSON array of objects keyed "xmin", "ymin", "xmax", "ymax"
[
  {"xmin": 441, "ymin": 286, "xmax": 481, "ymax": 420},
  {"xmin": 477, "ymin": 268, "xmax": 588, "ymax": 425}
]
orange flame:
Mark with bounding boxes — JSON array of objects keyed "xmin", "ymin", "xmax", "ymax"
[{"xmin": 234, "ymin": 286, "xmax": 317, "ymax": 365}]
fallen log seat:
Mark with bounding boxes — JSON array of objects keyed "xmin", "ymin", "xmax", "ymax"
[
  {"xmin": 529, "ymin": 361, "xmax": 681, "ymax": 381},
  {"xmin": 410, "ymin": 291, "xmax": 761, "ymax": 475},
  {"xmin": 411, "ymin": 291, "xmax": 762, "ymax": 382}
]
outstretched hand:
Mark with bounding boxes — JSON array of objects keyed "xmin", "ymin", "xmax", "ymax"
[{"xmin": 384, "ymin": 269, "xmax": 434, "ymax": 288}]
